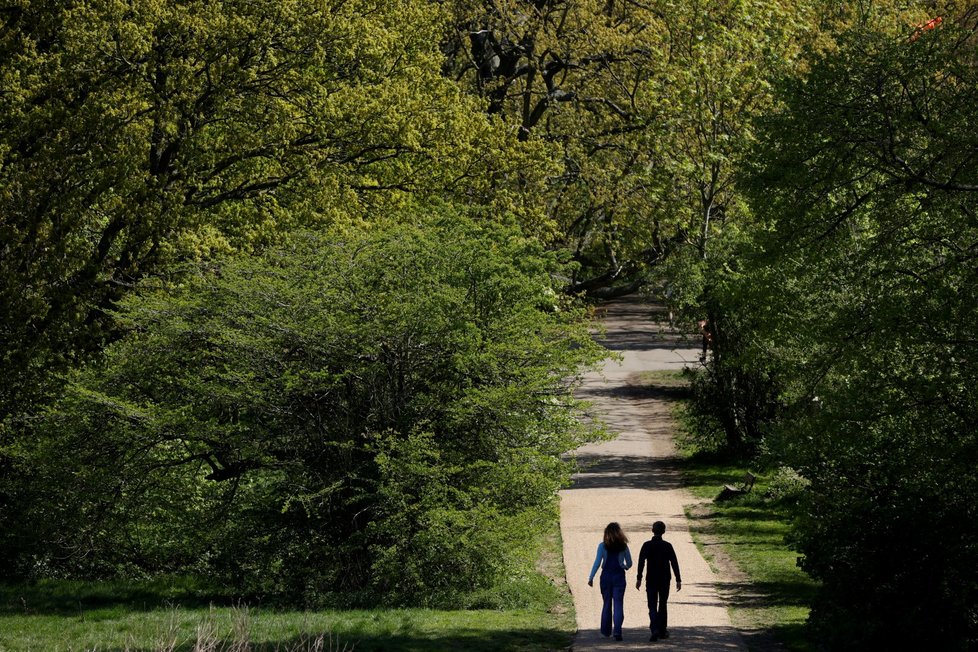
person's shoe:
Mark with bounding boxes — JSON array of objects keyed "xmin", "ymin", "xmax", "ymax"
[
  {"xmin": 614, "ymin": 634, "xmax": 622, "ymax": 641},
  {"xmin": 660, "ymin": 630, "xmax": 670, "ymax": 639},
  {"xmin": 649, "ymin": 632, "xmax": 658, "ymax": 642}
]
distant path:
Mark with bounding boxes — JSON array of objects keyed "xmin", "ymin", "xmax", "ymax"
[{"xmin": 559, "ymin": 298, "xmax": 746, "ymax": 651}]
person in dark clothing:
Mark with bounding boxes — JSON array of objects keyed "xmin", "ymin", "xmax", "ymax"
[
  {"xmin": 635, "ymin": 520, "xmax": 681, "ymax": 642},
  {"xmin": 698, "ymin": 319, "xmax": 713, "ymax": 363}
]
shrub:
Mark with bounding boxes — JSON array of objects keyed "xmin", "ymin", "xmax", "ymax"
[
  {"xmin": 763, "ymin": 466, "xmax": 809, "ymax": 504},
  {"xmin": 17, "ymin": 206, "xmax": 605, "ymax": 604}
]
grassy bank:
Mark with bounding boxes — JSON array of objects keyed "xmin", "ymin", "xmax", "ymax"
[
  {"xmin": 0, "ymin": 604, "xmax": 569, "ymax": 652},
  {"xmin": 681, "ymin": 461, "xmax": 816, "ymax": 651},
  {"xmin": 641, "ymin": 370, "xmax": 817, "ymax": 652},
  {"xmin": 0, "ymin": 527, "xmax": 574, "ymax": 652}
]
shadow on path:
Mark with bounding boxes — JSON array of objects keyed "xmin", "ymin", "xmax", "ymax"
[
  {"xmin": 574, "ymin": 624, "xmax": 746, "ymax": 651},
  {"xmin": 596, "ymin": 336, "xmax": 692, "ymax": 353},
  {"xmin": 576, "ymin": 383, "xmax": 691, "ymax": 402},
  {"xmin": 571, "ymin": 455, "xmax": 683, "ymax": 491}
]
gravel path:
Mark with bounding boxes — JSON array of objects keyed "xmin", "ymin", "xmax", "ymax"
[{"xmin": 559, "ymin": 299, "xmax": 746, "ymax": 651}]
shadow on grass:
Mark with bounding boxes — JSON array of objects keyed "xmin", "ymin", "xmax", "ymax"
[
  {"xmin": 0, "ymin": 578, "xmax": 238, "ymax": 616},
  {"xmin": 768, "ymin": 621, "xmax": 812, "ymax": 652},
  {"xmin": 716, "ymin": 580, "xmax": 817, "ymax": 608},
  {"xmin": 644, "ymin": 384, "xmax": 693, "ymax": 400},
  {"xmin": 684, "ymin": 448, "xmax": 756, "ymax": 466},
  {"xmin": 742, "ymin": 622, "xmax": 811, "ymax": 652},
  {"xmin": 693, "ymin": 504, "xmax": 794, "ymax": 524},
  {"xmin": 708, "ymin": 515, "xmax": 791, "ymax": 533},
  {"xmin": 99, "ymin": 627, "xmax": 571, "ymax": 652},
  {"xmin": 682, "ymin": 468, "xmax": 752, "ymax": 490}
]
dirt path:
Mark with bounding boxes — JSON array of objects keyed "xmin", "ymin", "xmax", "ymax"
[{"xmin": 559, "ymin": 299, "xmax": 746, "ymax": 651}]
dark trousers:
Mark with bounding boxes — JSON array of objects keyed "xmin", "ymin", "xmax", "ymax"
[
  {"xmin": 600, "ymin": 571, "xmax": 626, "ymax": 637},
  {"xmin": 646, "ymin": 582, "xmax": 671, "ymax": 634}
]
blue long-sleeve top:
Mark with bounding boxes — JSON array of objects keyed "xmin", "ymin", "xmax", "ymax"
[{"xmin": 588, "ymin": 542, "xmax": 633, "ymax": 582}]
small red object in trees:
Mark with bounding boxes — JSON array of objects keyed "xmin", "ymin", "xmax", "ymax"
[{"xmin": 910, "ymin": 16, "xmax": 943, "ymax": 42}]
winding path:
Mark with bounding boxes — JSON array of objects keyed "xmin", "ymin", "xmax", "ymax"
[{"xmin": 559, "ymin": 299, "xmax": 746, "ymax": 651}]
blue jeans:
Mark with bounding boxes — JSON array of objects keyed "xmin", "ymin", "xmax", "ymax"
[{"xmin": 600, "ymin": 571, "xmax": 626, "ymax": 637}]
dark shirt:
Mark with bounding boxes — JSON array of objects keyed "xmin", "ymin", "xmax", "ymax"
[{"xmin": 636, "ymin": 535, "xmax": 681, "ymax": 586}]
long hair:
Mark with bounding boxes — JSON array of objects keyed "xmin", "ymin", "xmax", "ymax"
[{"xmin": 603, "ymin": 522, "xmax": 628, "ymax": 552}]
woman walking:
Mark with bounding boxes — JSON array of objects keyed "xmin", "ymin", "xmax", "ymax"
[{"xmin": 588, "ymin": 522, "xmax": 633, "ymax": 640}]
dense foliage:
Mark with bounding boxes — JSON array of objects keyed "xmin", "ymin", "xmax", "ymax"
[
  {"xmin": 3, "ymin": 0, "xmax": 976, "ymax": 645},
  {"xmin": 443, "ymin": 0, "xmax": 814, "ymax": 296},
  {"xmin": 10, "ymin": 210, "xmax": 604, "ymax": 605},
  {"xmin": 0, "ymin": 0, "xmax": 524, "ymax": 419},
  {"xmin": 0, "ymin": 0, "xmax": 547, "ymax": 601},
  {"xmin": 687, "ymin": 4, "xmax": 978, "ymax": 648}
]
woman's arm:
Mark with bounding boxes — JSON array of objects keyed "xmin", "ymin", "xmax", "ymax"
[
  {"xmin": 621, "ymin": 546, "xmax": 633, "ymax": 571},
  {"xmin": 588, "ymin": 543, "xmax": 606, "ymax": 585}
]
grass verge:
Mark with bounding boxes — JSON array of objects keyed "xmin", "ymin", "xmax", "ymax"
[
  {"xmin": 640, "ymin": 370, "xmax": 817, "ymax": 652},
  {"xmin": 0, "ymin": 526, "xmax": 574, "ymax": 652},
  {"xmin": 682, "ymin": 463, "xmax": 816, "ymax": 652}
]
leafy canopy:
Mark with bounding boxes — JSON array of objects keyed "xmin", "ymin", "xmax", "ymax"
[
  {"xmin": 690, "ymin": 4, "xmax": 978, "ymax": 647},
  {"xmin": 20, "ymin": 207, "xmax": 606, "ymax": 605},
  {"xmin": 0, "ymin": 0, "xmax": 517, "ymax": 418}
]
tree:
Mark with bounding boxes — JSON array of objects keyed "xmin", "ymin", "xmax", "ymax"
[
  {"xmin": 15, "ymin": 207, "xmax": 606, "ymax": 605},
  {"xmin": 0, "ymin": 0, "xmax": 510, "ymax": 421},
  {"xmin": 443, "ymin": 0, "xmax": 670, "ymax": 295},
  {"xmin": 728, "ymin": 4, "xmax": 978, "ymax": 647},
  {"xmin": 443, "ymin": 0, "xmax": 814, "ymax": 298}
]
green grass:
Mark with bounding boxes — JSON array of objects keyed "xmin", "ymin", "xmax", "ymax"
[
  {"xmin": 0, "ymin": 605, "xmax": 570, "ymax": 652},
  {"xmin": 682, "ymin": 472, "xmax": 816, "ymax": 652},
  {"xmin": 641, "ymin": 370, "xmax": 817, "ymax": 652},
  {"xmin": 637, "ymin": 369, "xmax": 691, "ymax": 388},
  {"xmin": 0, "ymin": 528, "xmax": 574, "ymax": 652},
  {"xmin": 0, "ymin": 591, "xmax": 572, "ymax": 652}
]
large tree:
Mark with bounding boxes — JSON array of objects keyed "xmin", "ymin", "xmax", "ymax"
[
  {"xmin": 717, "ymin": 4, "xmax": 978, "ymax": 647},
  {"xmin": 442, "ymin": 0, "xmax": 813, "ymax": 297},
  {"xmin": 0, "ymin": 0, "xmax": 509, "ymax": 420},
  {"xmin": 14, "ymin": 208, "xmax": 605, "ymax": 603}
]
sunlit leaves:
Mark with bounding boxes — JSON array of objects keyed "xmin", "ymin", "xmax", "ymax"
[
  {"xmin": 0, "ymin": 0, "xmax": 517, "ymax": 418},
  {"xmin": 24, "ymin": 208, "xmax": 605, "ymax": 601},
  {"xmin": 724, "ymin": 5, "xmax": 978, "ymax": 647}
]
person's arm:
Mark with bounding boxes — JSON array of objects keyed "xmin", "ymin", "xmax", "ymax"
[
  {"xmin": 635, "ymin": 543, "xmax": 647, "ymax": 590},
  {"xmin": 588, "ymin": 543, "xmax": 605, "ymax": 586},
  {"xmin": 669, "ymin": 544, "xmax": 682, "ymax": 591},
  {"xmin": 621, "ymin": 546, "xmax": 633, "ymax": 571}
]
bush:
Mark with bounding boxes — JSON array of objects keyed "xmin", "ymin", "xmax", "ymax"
[
  {"xmin": 14, "ymin": 206, "xmax": 606, "ymax": 604},
  {"xmin": 763, "ymin": 466, "xmax": 809, "ymax": 504}
]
